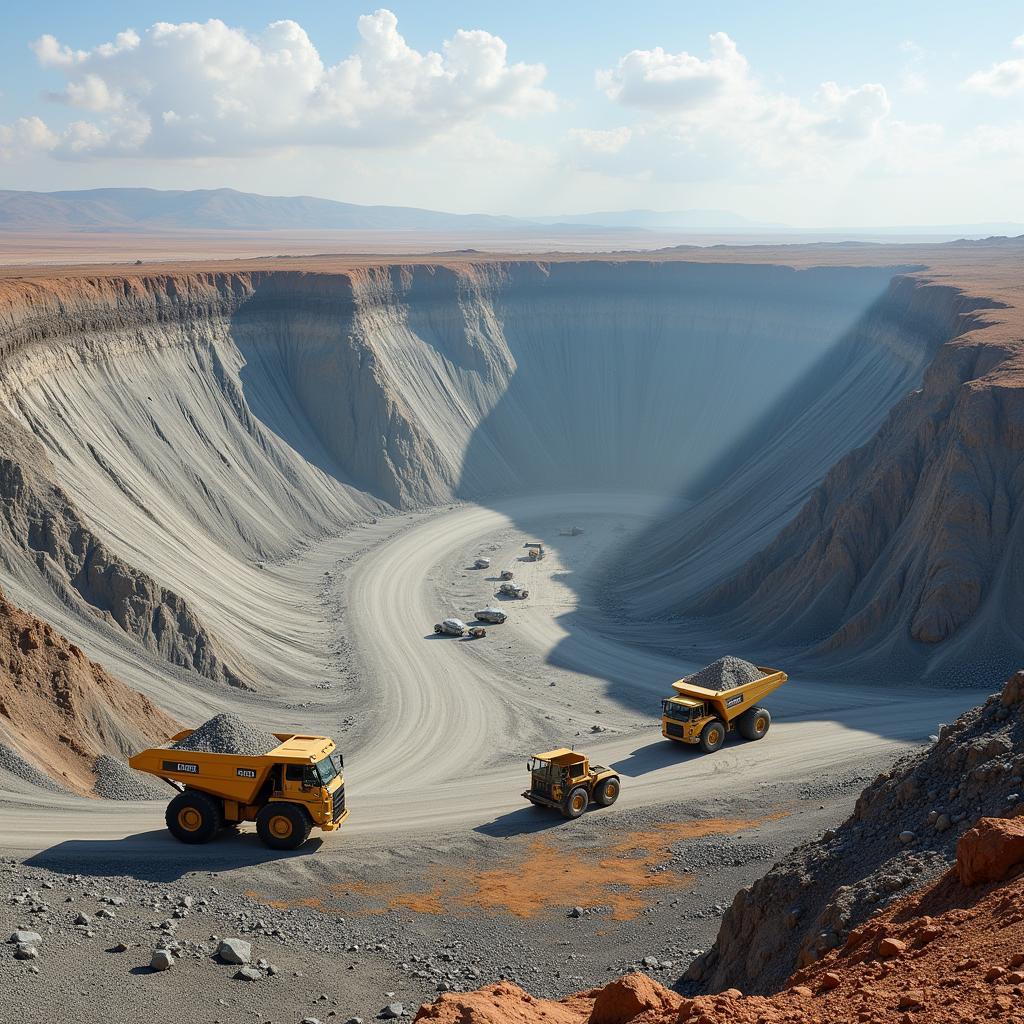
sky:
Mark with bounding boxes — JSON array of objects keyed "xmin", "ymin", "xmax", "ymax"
[{"xmin": 1, "ymin": 2, "xmax": 1023, "ymax": 226}]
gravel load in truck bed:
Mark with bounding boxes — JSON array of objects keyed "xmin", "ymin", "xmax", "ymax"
[
  {"xmin": 170, "ymin": 713, "xmax": 279, "ymax": 757},
  {"xmin": 683, "ymin": 656, "xmax": 763, "ymax": 692}
]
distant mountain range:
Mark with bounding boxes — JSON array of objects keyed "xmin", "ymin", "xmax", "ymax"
[{"xmin": 0, "ymin": 187, "xmax": 1020, "ymax": 238}]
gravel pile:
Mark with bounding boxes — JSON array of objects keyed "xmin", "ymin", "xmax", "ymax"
[
  {"xmin": 92, "ymin": 755, "xmax": 167, "ymax": 801},
  {"xmin": 682, "ymin": 656, "xmax": 763, "ymax": 692},
  {"xmin": 0, "ymin": 742, "xmax": 65, "ymax": 793},
  {"xmin": 171, "ymin": 713, "xmax": 278, "ymax": 757}
]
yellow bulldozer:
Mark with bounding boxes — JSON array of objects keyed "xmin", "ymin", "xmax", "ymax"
[
  {"xmin": 522, "ymin": 748, "xmax": 620, "ymax": 818},
  {"xmin": 661, "ymin": 666, "xmax": 787, "ymax": 752},
  {"xmin": 130, "ymin": 731, "xmax": 348, "ymax": 849}
]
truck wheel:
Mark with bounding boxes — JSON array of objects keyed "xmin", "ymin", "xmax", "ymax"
[
  {"xmin": 699, "ymin": 719, "xmax": 726, "ymax": 753},
  {"xmin": 739, "ymin": 707, "xmax": 771, "ymax": 740},
  {"xmin": 594, "ymin": 777, "xmax": 620, "ymax": 807},
  {"xmin": 166, "ymin": 791, "xmax": 222, "ymax": 844},
  {"xmin": 562, "ymin": 786, "xmax": 589, "ymax": 819},
  {"xmin": 256, "ymin": 803, "xmax": 312, "ymax": 850}
]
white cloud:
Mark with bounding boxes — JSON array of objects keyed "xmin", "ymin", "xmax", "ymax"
[
  {"xmin": 586, "ymin": 34, "xmax": 893, "ymax": 178},
  {"xmin": 597, "ymin": 33, "xmax": 748, "ymax": 111},
  {"xmin": 4, "ymin": 10, "xmax": 554, "ymax": 160},
  {"xmin": 568, "ymin": 126, "xmax": 632, "ymax": 154},
  {"xmin": 964, "ymin": 33, "xmax": 1024, "ymax": 96},
  {"xmin": 0, "ymin": 116, "xmax": 57, "ymax": 161}
]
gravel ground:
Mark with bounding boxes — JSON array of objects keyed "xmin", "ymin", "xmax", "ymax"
[
  {"xmin": 172, "ymin": 715, "xmax": 279, "ymax": 757},
  {"xmin": 681, "ymin": 657, "xmax": 763, "ymax": 693},
  {"xmin": 92, "ymin": 756, "xmax": 169, "ymax": 802}
]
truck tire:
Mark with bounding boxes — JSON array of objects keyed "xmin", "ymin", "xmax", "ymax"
[
  {"xmin": 594, "ymin": 777, "xmax": 620, "ymax": 807},
  {"xmin": 166, "ymin": 790, "xmax": 223, "ymax": 844},
  {"xmin": 699, "ymin": 719, "xmax": 726, "ymax": 753},
  {"xmin": 256, "ymin": 803, "xmax": 313, "ymax": 850},
  {"xmin": 561, "ymin": 786, "xmax": 589, "ymax": 819},
  {"xmin": 738, "ymin": 706, "xmax": 771, "ymax": 741}
]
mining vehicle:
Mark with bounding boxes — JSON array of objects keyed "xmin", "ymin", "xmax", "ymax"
[
  {"xmin": 129, "ymin": 732, "xmax": 348, "ymax": 849},
  {"xmin": 525, "ymin": 542, "xmax": 545, "ymax": 561},
  {"xmin": 475, "ymin": 607, "xmax": 507, "ymax": 624},
  {"xmin": 434, "ymin": 617, "xmax": 486, "ymax": 637},
  {"xmin": 661, "ymin": 667, "xmax": 787, "ymax": 752},
  {"xmin": 497, "ymin": 582, "xmax": 529, "ymax": 599},
  {"xmin": 499, "ymin": 569, "xmax": 514, "ymax": 581},
  {"xmin": 523, "ymin": 748, "xmax": 620, "ymax": 819}
]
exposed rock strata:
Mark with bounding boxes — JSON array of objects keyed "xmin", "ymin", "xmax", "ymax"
[
  {"xmin": 688, "ymin": 670, "xmax": 1024, "ymax": 994},
  {"xmin": 0, "ymin": 585, "xmax": 179, "ymax": 794}
]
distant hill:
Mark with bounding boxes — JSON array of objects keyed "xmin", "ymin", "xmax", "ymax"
[
  {"xmin": 0, "ymin": 188, "xmax": 528, "ymax": 233},
  {"xmin": 533, "ymin": 208, "xmax": 789, "ymax": 231}
]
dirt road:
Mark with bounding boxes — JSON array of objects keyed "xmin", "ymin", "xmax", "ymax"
[{"xmin": 0, "ymin": 493, "xmax": 984, "ymax": 858}]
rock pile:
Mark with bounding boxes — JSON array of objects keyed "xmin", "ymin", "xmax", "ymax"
[
  {"xmin": 92, "ymin": 754, "xmax": 167, "ymax": 801},
  {"xmin": 688, "ymin": 669, "xmax": 1024, "ymax": 994},
  {"xmin": 682, "ymin": 656, "xmax": 762, "ymax": 692},
  {"xmin": 171, "ymin": 713, "xmax": 278, "ymax": 757}
]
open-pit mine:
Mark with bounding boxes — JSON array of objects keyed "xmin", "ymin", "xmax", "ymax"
[{"xmin": 2, "ymin": 242, "xmax": 1023, "ymax": 1023}]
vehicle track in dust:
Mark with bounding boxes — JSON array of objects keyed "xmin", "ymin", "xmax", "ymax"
[{"xmin": 0, "ymin": 494, "xmax": 985, "ymax": 858}]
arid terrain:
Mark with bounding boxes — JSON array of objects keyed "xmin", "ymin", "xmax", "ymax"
[{"xmin": 2, "ymin": 237, "xmax": 1024, "ymax": 1022}]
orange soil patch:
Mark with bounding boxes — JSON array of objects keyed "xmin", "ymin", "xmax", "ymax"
[
  {"xmin": 458, "ymin": 817, "xmax": 785, "ymax": 921},
  {"xmin": 246, "ymin": 813, "xmax": 786, "ymax": 922}
]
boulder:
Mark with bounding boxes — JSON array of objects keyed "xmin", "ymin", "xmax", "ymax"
[
  {"xmin": 150, "ymin": 949, "xmax": 173, "ymax": 971},
  {"xmin": 9, "ymin": 930, "xmax": 42, "ymax": 945},
  {"xmin": 217, "ymin": 937, "xmax": 252, "ymax": 965},
  {"xmin": 588, "ymin": 973, "xmax": 682, "ymax": 1024},
  {"xmin": 957, "ymin": 817, "xmax": 1024, "ymax": 885},
  {"xmin": 1001, "ymin": 671, "xmax": 1024, "ymax": 707}
]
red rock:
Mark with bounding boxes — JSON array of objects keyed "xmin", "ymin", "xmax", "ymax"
[
  {"xmin": 588, "ymin": 973, "xmax": 682, "ymax": 1024},
  {"xmin": 1001, "ymin": 670, "xmax": 1024, "ymax": 707},
  {"xmin": 878, "ymin": 938, "xmax": 907, "ymax": 958},
  {"xmin": 898, "ymin": 989, "xmax": 925, "ymax": 1009},
  {"xmin": 985, "ymin": 966, "xmax": 1005, "ymax": 982},
  {"xmin": 819, "ymin": 972, "xmax": 841, "ymax": 991},
  {"xmin": 1009, "ymin": 953, "xmax": 1024, "ymax": 968},
  {"xmin": 788, "ymin": 986, "xmax": 813, "ymax": 998},
  {"xmin": 917, "ymin": 925, "xmax": 943, "ymax": 945},
  {"xmin": 719, "ymin": 988, "xmax": 742, "ymax": 999},
  {"xmin": 957, "ymin": 817, "xmax": 1024, "ymax": 885},
  {"xmin": 1006, "ymin": 970, "xmax": 1024, "ymax": 984}
]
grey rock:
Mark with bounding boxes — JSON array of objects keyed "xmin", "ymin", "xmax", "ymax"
[
  {"xmin": 150, "ymin": 949, "xmax": 174, "ymax": 971},
  {"xmin": 14, "ymin": 944, "xmax": 38, "ymax": 960},
  {"xmin": 9, "ymin": 930, "xmax": 42, "ymax": 945},
  {"xmin": 234, "ymin": 966, "xmax": 261, "ymax": 981},
  {"xmin": 380, "ymin": 1005, "xmax": 404, "ymax": 1019},
  {"xmin": 172, "ymin": 714, "xmax": 277, "ymax": 757},
  {"xmin": 217, "ymin": 937, "xmax": 252, "ymax": 965}
]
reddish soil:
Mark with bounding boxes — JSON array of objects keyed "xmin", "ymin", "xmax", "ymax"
[
  {"xmin": 415, "ymin": 817, "xmax": 1024, "ymax": 1024},
  {"xmin": 0, "ymin": 586, "xmax": 179, "ymax": 794}
]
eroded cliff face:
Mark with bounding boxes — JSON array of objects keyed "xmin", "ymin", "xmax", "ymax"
[
  {"xmin": 685, "ymin": 313, "xmax": 1024, "ymax": 683},
  {"xmin": 0, "ymin": 584, "xmax": 180, "ymax": 795},
  {"xmin": 0, "ymin": 260, "xmax": 1012, "ymax": 692}
]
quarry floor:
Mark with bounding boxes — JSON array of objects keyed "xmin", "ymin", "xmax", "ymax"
[{"xmin": 0, "ymin": 494, "xmax": 988, "ymax": 1022}]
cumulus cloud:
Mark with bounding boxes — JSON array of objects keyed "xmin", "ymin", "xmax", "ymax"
[
  {"xmin": 583, "ymin": 33, "xmax": 894, "ymax": 178},
  {"xmin": 567, "ymin": 126, "xmax": 633, "ymax": 154},
  {"xmin": 3, "ymin": 10, "xmax": 554, "ymax": 160},
  {"xmin": 965, "ymin": 34, "xmax": 1024, "ymax": 96},
  {"xmin": 0, "ymin": 116, "xmax": 57, "ymax": 161}
]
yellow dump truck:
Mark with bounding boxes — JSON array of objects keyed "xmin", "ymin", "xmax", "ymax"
[
  {"xmin": 129, "ymin": 731, "xmax": 348, "ymax": 850},
  {"xmin": 523, "ymin": 748, "xmax": 620, "ymax": 818},
  {"xmin": 661, "ymin": 667, "xmax": 787, "ymax": 752}
]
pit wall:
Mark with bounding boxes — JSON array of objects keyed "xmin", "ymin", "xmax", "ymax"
[{"xmin": 0, "ymin": 261, "xmax": 1002, "ymax": 690}]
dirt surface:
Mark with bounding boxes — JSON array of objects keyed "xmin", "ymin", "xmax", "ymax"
[{"xmin": 413, "ymin": 813, "xmax": 1024, "ymax": 1024}]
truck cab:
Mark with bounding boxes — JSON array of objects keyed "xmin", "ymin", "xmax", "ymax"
[{"xmin": 660, "ymin": 696, "xmax": 707, "ymax": 743}]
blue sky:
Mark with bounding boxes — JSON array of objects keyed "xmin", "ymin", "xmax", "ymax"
[{"xmin": 2, "ymin": 2, "xmax": 1023, "ymax": 225}]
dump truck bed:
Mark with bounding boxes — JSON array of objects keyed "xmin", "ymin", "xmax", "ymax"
[
  {"xmin": 671, "ymin": 666, "xmax": 787, "ymax": 719},
  {"xmin": 129, "ymin": 731, "xmax": 336, "ymax": 805}
]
